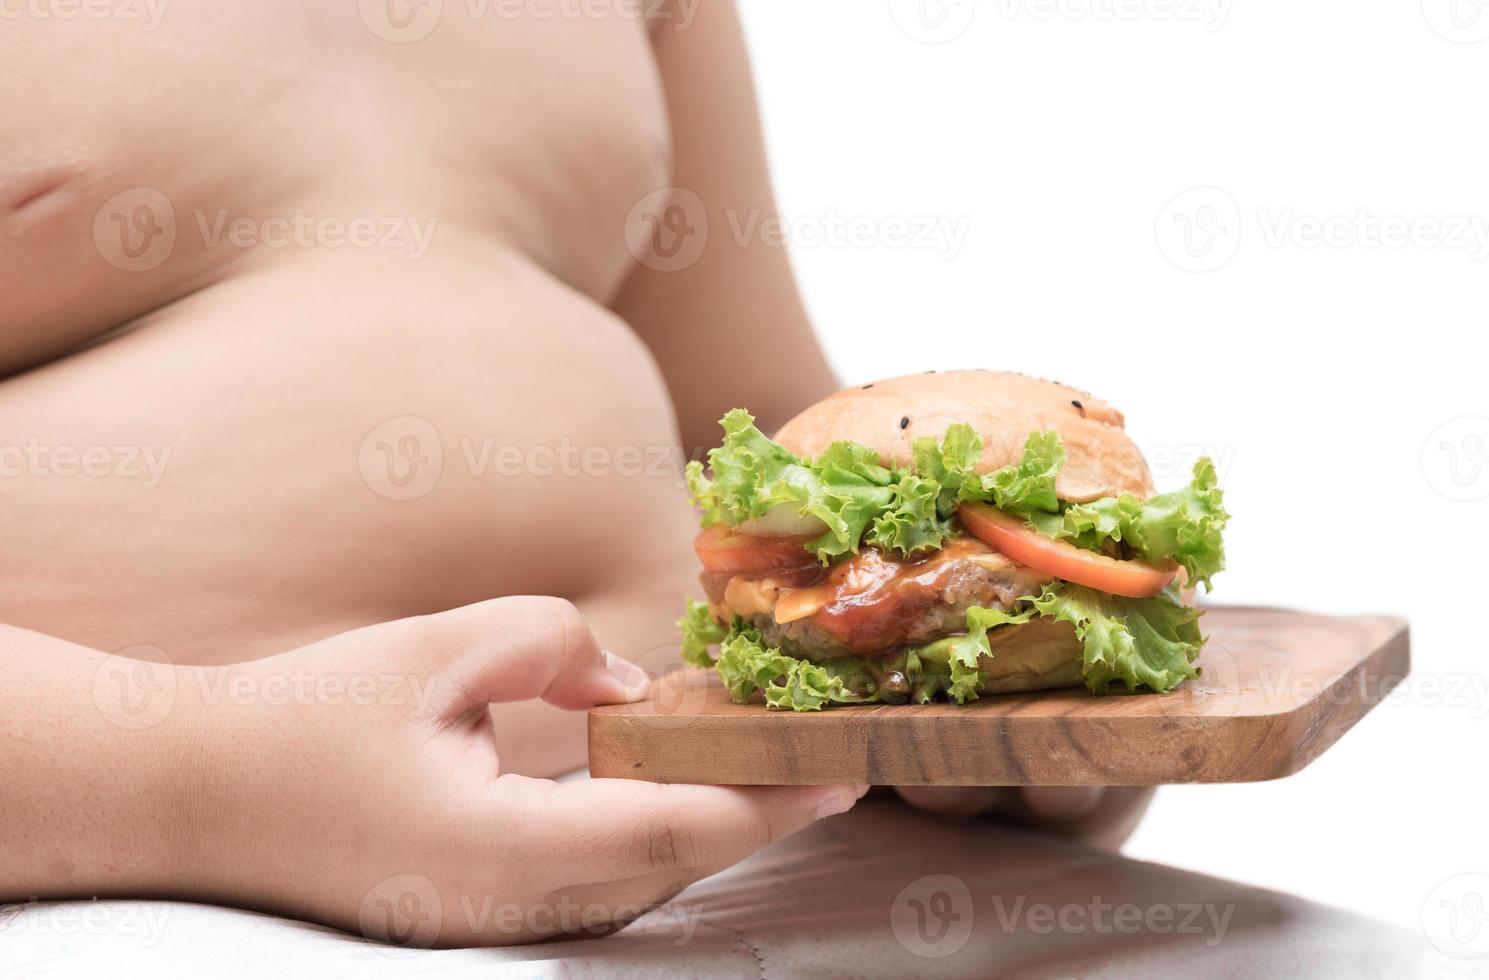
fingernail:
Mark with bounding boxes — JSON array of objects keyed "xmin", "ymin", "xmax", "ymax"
[
  {"xmin": 604, "ymin": 651, "xmax": 651, "ymax": 701},
  {"xmin": 815, "ymin": 788, "xmax": 858, "ymax": 821},
  {"xmin": 855, "ymin": 784, "xmax": 871, "ymax": 799}
]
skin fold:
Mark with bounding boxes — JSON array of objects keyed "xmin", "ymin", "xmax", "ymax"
[{"xmin": 0, "ymin": 0, "xmax": 1143, "ymax": 944}]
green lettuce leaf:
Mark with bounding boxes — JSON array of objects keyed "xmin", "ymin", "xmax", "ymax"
[
  {"xmin": 677, "ymin": 598, "xmax": 727, "ymax": 667},
  {"xmin": 1029, "ymin": 583, "xmax": 1204, "ymax": 694},
  {"xmin": 684, "ymin": 461, "xmax": 726, "ymax": 527},
  {"xmin": 704, "ymin": 602, "xmax": 1042, "ymax": 711},
  {"xmin": 714, "ymin": 623, "xmax": 877, "ymax": 711},
  {"xmin": 912, "ymin": 422, "xmax": 1226, "ymax": 588},
  {"xmin": 686, "ymin": 409, "xmax": 1228, "ymax": 592},
  {"xmin": 910, "ymin": 607, "xmax": 1039, "ymax": 704},
  {"xmin": 684, "ymin": 408, "xmax": 804, "ymax": 525},
  {"xmin": 867, "ymin": 472, "xmax": 953, "ymax": 554},
  {"xmin": 813, "ymin": 439, "xmax": 895, "ymax": 486},
  {"xmin": 688, "ymin": 583, "xmax": 1209, "ymax": 707},
  {"xmin": 910, "ymin": 425, "xmax": 1065, "ymax": 517},
  {"xmin": 796, "ymin": 443, "xmax": 897, "ymax": 561},
  {"xmin": 1045, "ymin": 458, "xmax": 1228, "ymax": 589},
  {"xmin": 943, "ymin": 605, "xmax": 1037, "ymax": 703},
  {"xmin": 912, "ymin": 422, "xmax": 985, "ymax": 517},
  {"xmin": 685, "ymin": 411, "xmax": 896, "ymax": 562},
  {"xmin": 980, "ymin": 430, "xmax": 1067, "ymax": 516}
]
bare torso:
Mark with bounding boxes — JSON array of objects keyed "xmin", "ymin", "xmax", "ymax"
[
  {"xmin": 0, "ymin": 4, "xmax": 701, "ymax": 675},
  {"xmin": 0, "ymin": 8, "xmax": 1148, "ymax": 874}
]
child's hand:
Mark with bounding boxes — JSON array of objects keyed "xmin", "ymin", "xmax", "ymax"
[{"xmin": 192, "ymin": 597, "xmax": 863, "ymax": 946}]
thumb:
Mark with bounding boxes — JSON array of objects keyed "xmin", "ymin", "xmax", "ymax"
[{"xmin": 397, "ymin": 596, "xmax": 651, "ymax": 718}]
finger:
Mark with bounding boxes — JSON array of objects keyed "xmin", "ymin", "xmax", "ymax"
[
  {"xmin": 1020, "ymin": 786, "xmax": 1105, "ymax": 822},
  {"xmin": 1008, "ymin": 787, "xmax": 1155, "ymax": 850},
  {"xmin": 400, "ymin": 596, "xmax": 650, "ymax": 717},
  {"xmin": 894, "ymin": 785, "xmax": 1011, "ymax": 818},
  {"xmin": 1079, "ymin": 786, "xmax": 1156, "ymax": 851},
  {"xmin": 506, "ymin": 776, "xmax": 868, "ymax": 885}
]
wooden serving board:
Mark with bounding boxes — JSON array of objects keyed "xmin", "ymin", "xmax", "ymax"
[{"xmin": 588, "ymin": 607, "xmax": 1409, "ymax": 786}]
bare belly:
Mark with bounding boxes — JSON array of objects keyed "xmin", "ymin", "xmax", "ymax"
[
  {"xmin": 0, "ymin": 3, "xmax": 697, "ymax": 666},
  {"xmin": 0, "ymin": 243, "xmax": 699, "ymax": 663}
]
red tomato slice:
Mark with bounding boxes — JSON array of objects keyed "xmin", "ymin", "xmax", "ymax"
[
  {"xmin": 957, "ymin": 502, "xmax": 1177, "ymax": 598},
  {"xmin": 693, "ymin": 523, "xmax": 819, "ymax": 575}
]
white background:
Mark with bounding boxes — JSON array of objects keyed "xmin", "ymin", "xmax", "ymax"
[{"xmin": 739, "ymin": 0, "xmax": 1488, "ymax": 931}]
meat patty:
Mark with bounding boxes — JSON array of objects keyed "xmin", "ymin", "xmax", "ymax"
[{"xmin": 703, "ymin": 536, "xmax": 1052, "ymax": 659}]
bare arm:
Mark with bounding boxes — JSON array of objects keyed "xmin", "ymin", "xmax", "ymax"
[
  {"xmin": 614, "ymin": 0, "xmax": 839, "ymax": 452},
  {"xmin": 1, "ymin": 629, "xmax": 203, "ymax": 899},
  {"xmin": 1, "ymin": 602, "xmax": 861, "ymax": 943}
]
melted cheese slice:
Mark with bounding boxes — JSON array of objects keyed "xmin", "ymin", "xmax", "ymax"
[{"xmin": 722, "ymin": 576, "xmax": 786, "ymax": 618}]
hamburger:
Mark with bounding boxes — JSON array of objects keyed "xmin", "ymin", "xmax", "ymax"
[{"xmin": 677, "ymin": 371, "xmax": 1229, "ymax": 710}]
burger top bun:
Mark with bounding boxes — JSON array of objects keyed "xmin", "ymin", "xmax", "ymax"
[{"xmin": 772, "ymin": 370, "xmax": 1155, "ymax": 502}]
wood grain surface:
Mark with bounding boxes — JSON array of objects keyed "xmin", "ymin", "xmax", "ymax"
[{"xmin": 587, "ymin": 607, "xmax": 1410, "ymax": 786}]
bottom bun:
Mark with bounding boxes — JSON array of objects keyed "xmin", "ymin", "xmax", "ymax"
[{"xmin": 975, "ymin": 617, "xmax": 1085, "ymax": 694}]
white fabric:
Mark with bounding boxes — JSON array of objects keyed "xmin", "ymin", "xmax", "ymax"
[{"xmin": 0, "ymin": 799, "xmax": 1451, "ymax": 979}]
